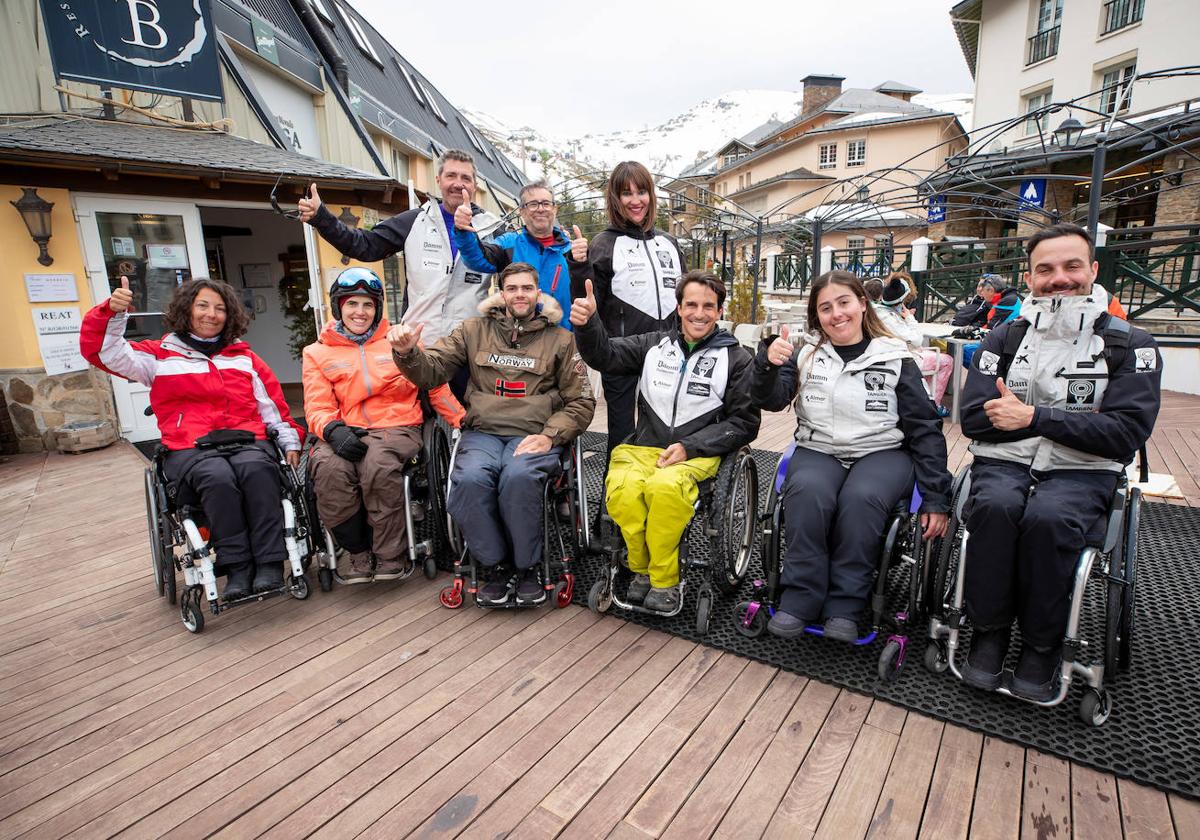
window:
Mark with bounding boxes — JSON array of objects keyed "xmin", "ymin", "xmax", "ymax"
[
  {"xmin": 391, "ymin": 147, "xmax": 409, "ymax": 182},
  {"xmin": 1102, "ymin": 0, "xmax": 1144, "ymax": 34},
  {"xmin": 819, "ymin": 142, "xmax": 837, "ymax": 169},
  {"xmin": 1100, "ymin": 61, "xmax": 1136, "ymax": 114},
  {"xmin": 738, "ymin": 175, "xmax": 744, "ymax": 190},
  {"xmin": 309, "ymin": 0, "xmax": 334, "ymax": 24},
  {"xmin": 459, "ymin": 118, "xmax": 483, "ymax": 152},
  {"xmin": 1027, "ymin": 0, "xmax": 1062, "ymax": 64},
  {"xmin": 846, "ymin": 139, "xmax": 866, "ymax": 167},
  {"xmin": 394, "ymin": 60, "xmax": 425, "ymax": 106},
  {"xmin": 420, "ymin": 83, "xmax": 447, "ymax": 123},
  {"xmin": 746, "ymin": 171, "xmax": 752, "ymax": 186},
  {"xmin": 847, "ymin": 236, "xmax": 865, "ymax": 264},
  {"xmin": 1024, "ymin": 88, "xmax": 1052, "ymax": 135},
  {"xmin": 334, "ymin": 2, "xmax": 381, "ymax": 64}
]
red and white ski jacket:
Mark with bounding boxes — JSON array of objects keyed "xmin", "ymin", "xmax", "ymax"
[{"xmin": 80, "ymin": 300, "xmax": 303, "ymax": 452}]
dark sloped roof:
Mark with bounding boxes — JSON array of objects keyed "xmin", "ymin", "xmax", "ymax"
[
  {"xmin": 0, "ymin": 116, "xmax": 394, "ymax": 187},
  {"xmin": 309, "ymin": 2, "xmax": 524, "ymax": 197},
  {"xmin": 874, "ymin": 80, "xmax": 923, "ymax": 94}
]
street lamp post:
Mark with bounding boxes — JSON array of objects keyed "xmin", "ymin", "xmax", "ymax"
[{"xmin": 1054, "ymin": 116, "xmax": 1107, "ymax": 238}]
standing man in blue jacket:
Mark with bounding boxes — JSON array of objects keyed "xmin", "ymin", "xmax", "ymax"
[{"xmin": 454, "ymin": 180, "xmax": 577, "ymax": 329}]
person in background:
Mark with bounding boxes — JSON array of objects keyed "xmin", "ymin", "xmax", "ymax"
[
  {"xmin": 873, "ymin": 272, "xmax": 954, "ymax": 415},
  {"xmin": 568, "ymin": 161, "xmax": 686, "ymax": 460}
]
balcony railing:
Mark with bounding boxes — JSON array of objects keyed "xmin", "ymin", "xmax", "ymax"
[
  {"xmin": 1026, "ymin": 25, "xmax": 1060, "ymax": 65},
  {"xmin": 1102, "ymin": 0, "xmax": 1144, "ymax": 35}
]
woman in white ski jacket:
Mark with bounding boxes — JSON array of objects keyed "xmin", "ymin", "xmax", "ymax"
[{"xmin": 752, "ymin": 271, "xmax": 952, "ymax": 642}]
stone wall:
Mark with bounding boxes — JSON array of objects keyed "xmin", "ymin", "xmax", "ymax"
[
  {"xmin": 0, "ymin": 368, "xmax": 116, "ymax": 453},
  {"xmin": 1155, "ymin": 150, "xmax": 1200, "ymax": 227}
]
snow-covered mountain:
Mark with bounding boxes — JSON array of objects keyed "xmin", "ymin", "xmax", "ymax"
[{"xmin": 464, "ymin": 87, "xmax": 973, "ymax": 185}]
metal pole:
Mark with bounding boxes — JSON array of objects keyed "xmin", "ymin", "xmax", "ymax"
[
  {"xmin": 810, "ymin": 218, "xmax": 823, "ymax": 283},
  {"xmin": 751, "ymin": 219, "xmax": 763, "ymax": 322},
  {"xmin": 1086, "ymin": 133, "xmax": 1108, "ymax": 238},
  {"xmin": 721, "ymin": 230, "xmax": 729, "ymax": 284}
]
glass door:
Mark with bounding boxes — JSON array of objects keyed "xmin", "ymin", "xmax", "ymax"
[{"xmin": 75, "ymin": 196, "xmax": 207, "ymax": 442}]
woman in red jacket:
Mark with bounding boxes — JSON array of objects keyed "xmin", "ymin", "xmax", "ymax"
[
  {"xmin": 81, "ymin": 276, "xmax": 302, "ymax": 600},
  {"xmin": 302, "ymin": 268, "xmax": 463, "ymax": 583}
]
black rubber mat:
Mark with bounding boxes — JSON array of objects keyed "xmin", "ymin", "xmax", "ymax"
[{"xmin": 567, "ymin": 431, "xmax": 1200, "ymax": 800}]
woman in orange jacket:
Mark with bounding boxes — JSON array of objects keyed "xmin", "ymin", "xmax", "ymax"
[{"xmin": 303, "ymin": 268, "xmax": 463, "ymax": 583}]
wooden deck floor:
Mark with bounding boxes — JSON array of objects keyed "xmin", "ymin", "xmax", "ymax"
[{"xmin": 1, "ymin": 393, "xmax": 1198, "ymax": 839}]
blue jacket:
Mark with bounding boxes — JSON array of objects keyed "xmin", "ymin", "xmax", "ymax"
[{"xmin": 455, "ymin": 226, "xmax": 574, "ymax": 329}]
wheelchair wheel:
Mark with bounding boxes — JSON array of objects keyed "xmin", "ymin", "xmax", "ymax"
[
  {"xmin": 424, "ymin": 421, "xmax": 452, "ymax": 556},
  {"xmin": 878, "ymin": 639, "xmax": 905, "ymax": 683},
  {"xmin": 733, "ymin": 600, "xmax": 767, "ymax": 638},
  {"xmin": 1106, "ymin": 487, "xmax": 1141, "ymax": 676},
  {"xmin": 423, "ymin": 556, "xmax": 438, "ymax": 580},
  {"xmin": 711, "ymin": 449, "xmax": 759, "ymax": 595},
  {"xmin": 1079, "ymin": 688, "xmax": 1112, "ymax": 727},
  {"xmin": 931, "ymin": 467, "xmax": 971, "ymax": 617},
  {"xmin": 163, "ymin": 551, "xmax": 177, "ymax": 605},
  {"xmin": 318, "ymin": 567, "xmax": 334, "ymax": 592},
  {"xmin": 181, "ymin": 586, "xmax": 204, "ymax": 633},
  {"xmin": 554, "ymin": 575, "xmax": 574, "ymax": 609},
  {"xmin": 144, "ymin": 469, "xmax": 167, "ymax": 598},
  {"xmin": 587, "ymin": 577, "xmax": 612, "ymax": 614},
  {"xmin": 923, "ymin": 641, "xmax": 949, "ymax": 674},
  {"xmin": 289, "ymin": 572, "xmax": 310, "ymax": 600},
  {"xmin": 439, "ymin": 582, "xmax": 463, "ymax": 609},
  {"xmin": 695, "ymin": 590, "xmax": 712, "ymax": 636}
]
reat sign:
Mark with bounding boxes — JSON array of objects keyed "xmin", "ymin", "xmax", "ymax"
[{"xmin": 40, "ymin": 0, "xmax": 223, "ymax": 101}]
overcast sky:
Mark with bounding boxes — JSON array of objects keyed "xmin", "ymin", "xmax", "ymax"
[{"xmin": 351, "ymin": 0, "xmax": 975, "ymax": 136}]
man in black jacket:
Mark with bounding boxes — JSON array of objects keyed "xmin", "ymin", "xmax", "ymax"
[
  {"xmin": 958, "ymin": 224, "xmax": 1161, "ymax": 701},
  {"xmin": 571, "ymin": 270, "xmax": 760, "ymax": 613},
  {"xmin": 951, "ymin": 275, "xmax": 998, "ymax": 327}
]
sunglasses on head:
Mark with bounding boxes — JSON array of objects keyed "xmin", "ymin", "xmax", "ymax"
[{"xmin": 270, "ymin": 174, "xmax": 310, "ymax": 220}]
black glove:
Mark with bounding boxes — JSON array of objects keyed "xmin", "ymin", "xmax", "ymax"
[{"xmin": 325, "ymin": 421, "xmax": 369, "ymax": 462}]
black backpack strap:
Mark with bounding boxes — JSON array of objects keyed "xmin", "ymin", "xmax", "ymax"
[
  {"xmin": 997, "ymin": 318, "xmax": 1031, "ymax": 379},
  {"xmin": 1094, "ymin": 312, "xmax": 1132, "ymax": 376}
]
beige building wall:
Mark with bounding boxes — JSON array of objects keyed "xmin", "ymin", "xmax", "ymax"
[{"xmin": 971, "ymin": 0, "xmax": 1200, "ymax": 150}]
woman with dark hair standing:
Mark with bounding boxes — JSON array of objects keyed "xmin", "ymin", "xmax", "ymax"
[
  {"xmin": 569, "ymin": 161, "xmax": 686, "ymax": 458},
  {"xmin": 752, "ymin": 271, "xmax": 951, "ymax": 642},
  {"xmin": 81, "ymin": 276, "xmax": 303, "ymax": 600}
]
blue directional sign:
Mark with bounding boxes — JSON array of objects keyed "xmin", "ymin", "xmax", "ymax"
[
  {"xmin": 1018, "ymin": 178, "xmax": 1047, "ymax": 211},
  {"xmin": 928, "ymin": 194, "xmax": 946, "ymax": 224}
]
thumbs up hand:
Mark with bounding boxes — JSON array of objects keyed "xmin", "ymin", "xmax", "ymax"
[
  {"xmin": 570, "ymin": 278, "xmax": 597, "ymax": 327},
  {"xmin": 765, "ymin": 326, "xmax": 794, "ymax": 367},
  {"xmin": 454, "ymin": 200, "xmax": 475, "ymax": 232},
  {"xmin": 570, "ymin": 225, "xmax": 588, "ymax": 262},
  {"xmin": 388, "ymin": 322, "xmax": 425, "ymax": 355},
  {"xmin": 109, "ymin": 276, "xmax": 134, "ymax": 314},
  {"xmin": 983, "ymin": 377, "xmax": 1035, "ymax": 430},
  {"xmin": 298, "ymin": 183, "xmax": 322, "ymax": 223}
]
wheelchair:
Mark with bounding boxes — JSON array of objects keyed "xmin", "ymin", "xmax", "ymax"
[
  {"xmin": 438, "ymin": 435, "xmax": 592, "ymax": 610},
  {"xmin": 733, "ymin": 443, "xmax": 935, "ymax": 682},
  {"xmin": 143, "ymin": 431, "xmax": 315, "ymax": 633},
  {"xmin": 587, "ymin": 446, "xmax": 759, "ymax": 636},
  {"xmin": 922, "ymin": 454, "xmax": 1144, "ymax": 726},
  {"xmin": 303, "ymin": 413, "xmax": 453, "ymax": 590}
]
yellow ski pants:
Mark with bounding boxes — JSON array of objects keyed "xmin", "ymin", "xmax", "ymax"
[{"xmin": 605, "ymin": 444, "xmax": 720, "ymax": 588}]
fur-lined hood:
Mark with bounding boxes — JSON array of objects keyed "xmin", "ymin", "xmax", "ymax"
[{"xmin": 478, "ymin": 290, "xmax": 564, "ymax": 328}]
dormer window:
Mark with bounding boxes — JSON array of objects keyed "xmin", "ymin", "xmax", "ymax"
[{"xmin": 335, "ymin": 2, "xmax": 381, "ymax": 64}]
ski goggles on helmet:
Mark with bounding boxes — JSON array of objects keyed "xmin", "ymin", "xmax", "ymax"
[{"xmin": 331, "ymin": 267, "xmax": 383, "ymax": 295}]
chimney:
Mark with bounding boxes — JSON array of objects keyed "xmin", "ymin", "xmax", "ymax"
[{"xmin": 801, "ymin": 74, "xmax": 845, "ymax": 114}]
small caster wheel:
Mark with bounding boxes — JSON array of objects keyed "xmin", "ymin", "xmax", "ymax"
[
  {"xmin": 318, "ymin": 567, "xmax": 333, "ymax": 592},
  {"xmin": 1079, "ymin": 688, "xmax": 1112, "ymax": 727},
  {"xmin": 695, "ymin": 591, "xmax": 712, "ymax": 636},
  {"xmin": 440, "ymin": 584, "xmax": 463, "ymax": 609},
  {"xmin": 733, "ymin": 601, "xmax": 766, "ymax": 638},
  {"xmin": 587, "ymin": 578, "xmax": 612, "ymax": 614},
  {"xmin": 181, "ymin": 588, "xmax": 204, "ymax": 633},
  {"xmin": 423, "ymin": 556, "xmax": 438, "ymax": 580},
  {"xmin": 289, "ymin": 573, "xmax": 310, "ymax": 600},
  {"xmin": 878, "ymin": 639, "xmax": 906, "ymax": 683},
  {"xmin": 163, "ymin": 556, "xmax": 178, "ymax": 605},
  {"xmin": 554, "ymin": 574, "xmax": 574, "ymax": 609},
  {"xmin": 923, "ymin": 642, "xmax": 948, "ymax": 674}
]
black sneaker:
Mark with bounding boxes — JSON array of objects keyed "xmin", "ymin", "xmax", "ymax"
[
  {"xmin": 767, "ymin": 610, "xmax": 809, "ymax": 639},
  {"xmin": 252, "ymin": 562, "xmax": 284, "ymax": 594},
  {"xmin": 515, "ymin": 570, "xmax": 547, "ymax": 606},
  {"xmin": 223, "ymin": 564, "xmax": 253, "ymax": 600},
  {"xmin": 625, "ymin": 574, "xmax": 651, "ymax": 604},
  {"xmin": 1009, "ymin": 644, "xmax": 1061, "ymax": 702},
  {"xmin": 477, "ymin": 568, "xmax": 512, "ymax": 606},
  {"xmin": 962, "ymin": 627, "xmax": 1011, "ymax": 691},
  {"xmin": 821, "ymin": 616, "xmax": 860, "ymax": 643}
]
